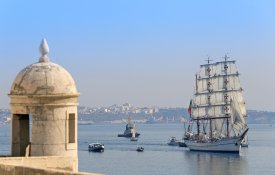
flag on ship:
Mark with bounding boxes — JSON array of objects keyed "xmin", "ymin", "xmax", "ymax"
[{"xmin": 188, "ymin": 100, "xmax": 192, "ymax": 115}]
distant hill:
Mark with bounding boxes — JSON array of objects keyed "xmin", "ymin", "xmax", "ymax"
[
  {"xmin": 1, "ymin": 107, "xmax": 274, "ymax": 124},
  {"xmin": 247, "ymin": 110, "xmax": 275, "ymax": 124}
]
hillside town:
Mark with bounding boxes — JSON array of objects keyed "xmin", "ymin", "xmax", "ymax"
[{"xmin": 78, "ymin": 102, "xmax": 187, "ymax": 124}]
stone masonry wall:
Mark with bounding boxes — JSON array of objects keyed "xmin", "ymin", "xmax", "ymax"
[{"xmin": 0, "ymin": 156, "xmax": 101, "ymax": 175}]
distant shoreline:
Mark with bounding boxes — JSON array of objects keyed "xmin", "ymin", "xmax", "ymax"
[{"xmin": 1, "ymin": 107, "xmax": 275, "ymax": 125}]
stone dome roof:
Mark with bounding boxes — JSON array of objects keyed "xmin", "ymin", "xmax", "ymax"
[{"xmin": 10, "ymin": 39, "xmax": 79, "ymax": 96}]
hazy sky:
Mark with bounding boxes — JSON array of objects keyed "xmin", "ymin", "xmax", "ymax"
[{"xmin": 0, "ymin": 0, "xmax": 275, "ymax": 111}]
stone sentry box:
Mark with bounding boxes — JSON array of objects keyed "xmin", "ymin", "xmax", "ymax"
[{"xmin": 8, "ymin": 39, "xmax": 80, "ymax": 159}]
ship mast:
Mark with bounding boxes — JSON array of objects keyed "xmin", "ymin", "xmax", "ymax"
[
  {"xmin": 223, "ymin": 54, "xmax": 230, "ymax": 137},
  {"xmin": 195, "ymin": 57, "xmax": 213, "ymax": 136},
  {"xmin": 206, "ymin": 57, "xmax": 213, "ymax": 138},
  {"xmin": 195, "ymin": 74, "xmax": 198, "ymax": 94},
  {"xmin": 195, "ymin": 74, "xmax": 200, "ymax": 135}
]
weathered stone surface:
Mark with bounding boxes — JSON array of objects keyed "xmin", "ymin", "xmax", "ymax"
[
  {"xmin": 8, "ymin": 39, "xmax": 80, "ymax": 172},
  {"xmin": 10, "ymin": 62, "xmax": 78, "ymax": 96}
]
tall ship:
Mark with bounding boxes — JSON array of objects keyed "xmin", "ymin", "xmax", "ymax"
[
  {"xmin": 184, "ymin": 55, "xmax": 248, "ymax": 153},
  {"xmin": 118, "ymin": 117, "xmax": 140, "ymax": 138}
]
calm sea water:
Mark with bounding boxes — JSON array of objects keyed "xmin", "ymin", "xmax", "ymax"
[{"xmin": 1, "ymin": 124, "xmax": 275, "ymax": 175}]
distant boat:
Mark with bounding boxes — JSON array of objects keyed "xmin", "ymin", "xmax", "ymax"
[
  {"xmin": 167, "ymin": 137, "xmax": 180, "ymax": 146},
  {"xmin": 136, "ymin": 146, "xmax": 144, "ymax": 152},
  {"xmin": 118, "ymin": 117, "xmax": 140, "ymax": 138},
  {"xmin": 178, "ymin": 141, "xmax": 187, "ymax": 147},
  {"xmin": 88, "ymin": 143, "xmax": 104, "ymax": 152},
  {"xmin": 184, "ymin": 56, "xmax": 249, "ymax": 153}
]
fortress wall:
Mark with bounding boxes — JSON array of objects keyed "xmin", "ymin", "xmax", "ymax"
[{"xmin": 0, "ymin": 156, "xmax": 100, "ymax": 175}]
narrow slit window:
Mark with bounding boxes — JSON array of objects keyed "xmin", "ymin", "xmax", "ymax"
[{"xmin": 68, "ymin": 113, "xmax": 76, "ymax": 143}]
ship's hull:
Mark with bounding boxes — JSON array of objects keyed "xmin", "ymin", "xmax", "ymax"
[
  {"xmin": 117, "ymin": 133, "xmax": 140, "ymax": 138},
  {"xmin": 185, "ymin": 137, "xmax": 242, "ymax": 153},
  {"xmin": 167, "ymin": 142, "xmax": 179, "ymax": 146},
  {"xmin": 89, "ymin": 147, "xmax": 104, "ymax": 152},
  {"xmin": 185, "ymin": 128, "xmax": 248, "ymax": 153}
]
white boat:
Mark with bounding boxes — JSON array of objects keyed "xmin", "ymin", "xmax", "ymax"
[
  {"xmin": 167, "ymin": 137, "xmax": 180, "ymax": 146},
  {"xmin": 184, "ymin": 55, "xmax": 249, "ymax": 153}
]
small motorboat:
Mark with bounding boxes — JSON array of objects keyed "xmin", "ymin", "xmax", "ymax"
[
  {"xmin": 136, "ymin": 146, "xmax": 144, "ymax": 152},
  {"xmin": 88, "ymin": 143, "xmax": 104, "ymax": 152},
  {"xmin": 167, "ymin": 137, "xmax": 180, "ymax": 146},
  {"xmin": 178, "ymin": 141, "xmax": 187, "ymax": 147}
]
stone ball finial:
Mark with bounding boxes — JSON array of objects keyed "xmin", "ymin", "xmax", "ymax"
[{"xmin": 39, "ymin": 38, "xmax": 50, "ymax": 62}]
